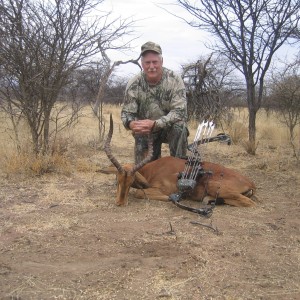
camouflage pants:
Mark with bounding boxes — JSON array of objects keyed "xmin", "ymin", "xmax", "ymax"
[{"xmin": 134, "ymin": 123, "xmax": 189, "ymax": 164}]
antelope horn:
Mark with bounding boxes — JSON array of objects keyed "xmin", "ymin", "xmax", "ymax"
[
  {"xmin": 104, "ymin": 114, "xmax": 124, "ymax": 172},
  {"xmin": 130, "ymin": 134, "xmax": 153, "ymax": 174}
]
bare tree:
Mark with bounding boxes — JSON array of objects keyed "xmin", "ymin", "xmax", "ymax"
[
  {"xmin": 182, "ymin": 53, "xmax": 238, "ymax": 126},
  {"xmin": 92, "ymin": 49, "xmax": 141, "ymax": 142},
  {"xmin": 0, "ymin": 0, "xmax": 135, "ymax": 154},
  {"xmin": 68, "ymin": 62, "xmax": 128, "ymax": 106},
  {"xmin": 269, "ymin": 65, "xmax": 300, "ymax": 160},
  {"xmin": 175, "ymin": 0, "xmax": 300, "ymax": 154},
  {"xmin": 67, "ymin": 59, "xmax": 136, "ymax": 146}
]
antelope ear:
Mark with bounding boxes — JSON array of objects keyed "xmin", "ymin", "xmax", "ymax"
[
  {"xmin": 131, "ymin": 171, "xmax": 150, "ymax": 189},
  {"xmin": 97, "ymin": 165, "xmax": 117, "ymax": 175}
]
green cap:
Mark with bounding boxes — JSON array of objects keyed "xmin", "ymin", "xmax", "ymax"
[{"xmin": 141, "ymin": 41, "xmax": 162, "ymax": 56}]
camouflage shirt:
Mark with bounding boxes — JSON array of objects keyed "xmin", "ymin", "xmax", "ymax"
[{"xmin": 121, "ymin": 67, "xmax": 187, "ymax": 131}]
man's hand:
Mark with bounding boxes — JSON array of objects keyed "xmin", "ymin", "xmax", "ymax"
[{"xmin": 129, "ymin": 119, "xmax": 155, "ymax": 135}]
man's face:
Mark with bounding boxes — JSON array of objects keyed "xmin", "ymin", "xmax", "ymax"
[{"xmin": 141, "ymin": 52, "xmax": 163, "ymax": 84}]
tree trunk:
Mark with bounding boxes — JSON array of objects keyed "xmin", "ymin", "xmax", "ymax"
[
  {"xmin": 30, "ymin": 124, "xmax": 40, "ymax": 155},
  {"xmin": 43, "ymin": 110, "xmax": 51, "ymax": 154},
  {"xmin": 247, "ymin": 81, "xmax": 257, "ymax": 154},
  {"xmin": 248, "ymin": 108, "xmax": 257, "ymax": 152}
]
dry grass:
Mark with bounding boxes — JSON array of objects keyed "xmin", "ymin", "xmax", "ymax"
[
  {"xmin": 0, "ymin": 104, "xmax": 300, "ymax": 300},
  {"xmin": 0, "ymin": 105, "xmax": 299, "ymax": 178}
]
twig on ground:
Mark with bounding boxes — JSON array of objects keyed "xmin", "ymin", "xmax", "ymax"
[
  {"xmin": 190, "ymin": 220, "xmax": 220, "ymax": 234},
  {"xmin": 167, "ymin": 222, "xmax": 176, "ymax": 235}
]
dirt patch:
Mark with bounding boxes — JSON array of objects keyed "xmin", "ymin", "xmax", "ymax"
[{"xmin": 0, "ymin": 141, "xmax": 300, "ymax": 300}]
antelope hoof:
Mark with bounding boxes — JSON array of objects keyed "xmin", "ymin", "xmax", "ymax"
[{"xmin": 116, "ymin": 200, "xmax": 128, "ymax": 206}]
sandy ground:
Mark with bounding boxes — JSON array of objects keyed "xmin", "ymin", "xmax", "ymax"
[{"xmin": 0, "ymin": 121, "xmax": 299, "ymax": 300}]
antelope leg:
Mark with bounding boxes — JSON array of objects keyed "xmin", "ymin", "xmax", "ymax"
[
  {"xmin": 223, "ymin": 195, "xmax": 256, "ymax": 207},
  {"xmin": 134, "ymin": 188, "xmax": 169, "ymax": 202}
]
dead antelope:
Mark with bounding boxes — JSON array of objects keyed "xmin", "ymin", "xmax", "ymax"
[{"xmin": 100, "ymin": 115, "xmax": 257, "ymax": 207}]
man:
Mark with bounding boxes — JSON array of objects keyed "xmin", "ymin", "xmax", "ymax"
[{"xmin": 121, "ymin": 41, "xmax": 189, "ymax": 163}]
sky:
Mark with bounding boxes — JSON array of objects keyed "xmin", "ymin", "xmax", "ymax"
[
  {"xmin": 100, "ymin": 0, "xmax": 212, "ymax": 77},
  {"xmin": 100, "ymin": 0, "xmax": 298, "ymax": 79}
]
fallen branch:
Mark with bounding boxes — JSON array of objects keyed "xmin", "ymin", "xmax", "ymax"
[{"xmin": 190, "ymin": 220, "xmax": 220, "ymax": 234}]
